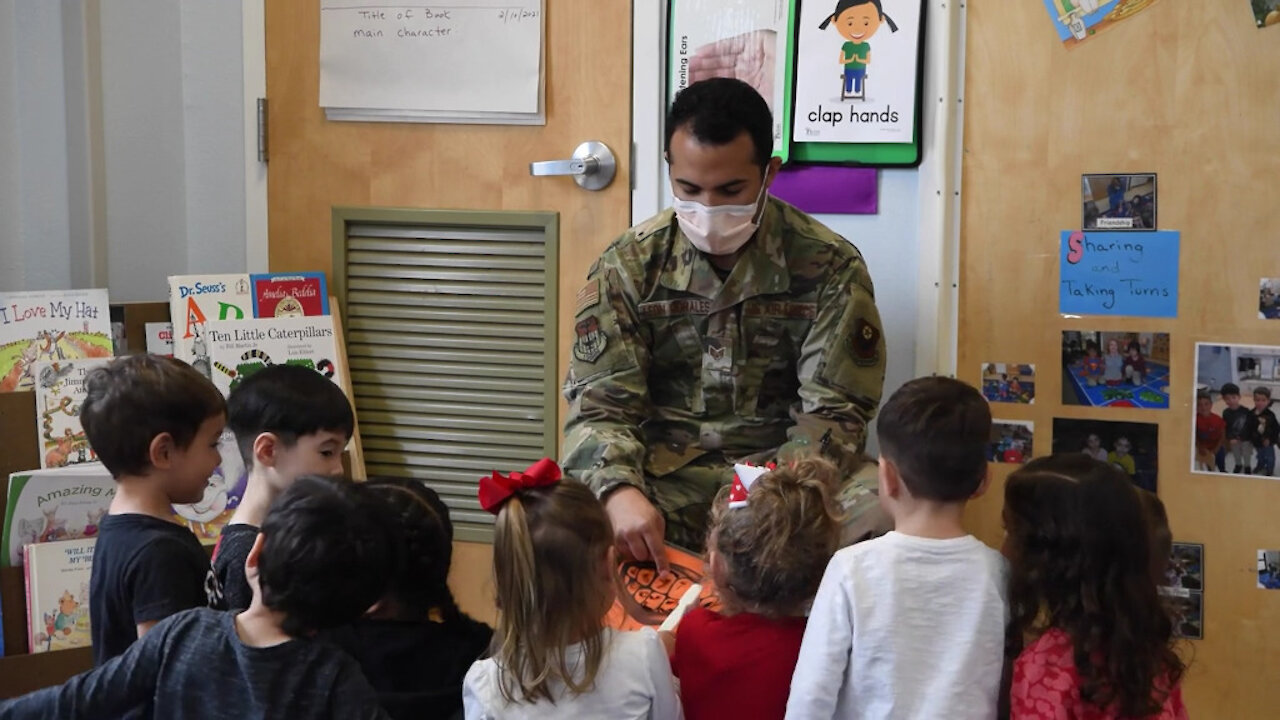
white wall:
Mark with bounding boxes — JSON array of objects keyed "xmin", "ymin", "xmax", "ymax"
[
  {"xmin": 814, "ymin": 169, "xmax": 921, "ymax": 455},
  {"xmin": 0, "ymin": 0, "xmax": 247, "ymax": 299}
]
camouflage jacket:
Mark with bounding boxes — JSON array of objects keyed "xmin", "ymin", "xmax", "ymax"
[{"xmin": 561, "ymin": 197, "xmax": 886, "ymax": 498}]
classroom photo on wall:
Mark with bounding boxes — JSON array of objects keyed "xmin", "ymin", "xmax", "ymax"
[
  {"xmin": 981, "ymin": 363, "xmax": 1035, "ymax": 404},
  {"xmin": 1061, "ymin": 331, "xmax": 1169, "ymax": 409},
  {"xmin": 1158, "ymin": 542, "xmax": 1204, "ymax": 639},
  {"xmin": 1258, "ymin": 549, "xmax": 1280, "ymax": 589},
  {"xmin": 1052, "ymin": 417, "xmax": 1158, "ymax": 492},
  {"xmin": 1251, "ymin": 0, "xmax": 1280, "ymax": 28},
  {"xmin": 988, "ymin": 420, "xmax": 1034, "ymax": 464},
  {"xmin": 1082, "ymin": 173, "xmax": 1156, "ymax": 230},
  {"xmin": 1040, "ymin": 0, "xmax": 1165, "ymax": 47},
  {"xmin": 1260, "ymin": 278, "xmax": 1280, "ymax": 319},
  {"xmin": 1192, "ymin": 343, "xmax": 1280, "ymax": 477}
]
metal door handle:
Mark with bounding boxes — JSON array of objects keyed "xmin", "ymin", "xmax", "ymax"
[{"xmin": 529, "ymin": 141, "xmax": 615, "ymax": 191}]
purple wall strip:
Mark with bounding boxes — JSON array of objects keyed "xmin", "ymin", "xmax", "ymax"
[{"xmin": 769, "ymin": 166, "xmax": 878, "ymax": 215}]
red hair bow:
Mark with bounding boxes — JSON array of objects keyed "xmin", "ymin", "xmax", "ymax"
[{"xmin": 478, "ymin": 458, "xmax": 562, "ymax": 514}]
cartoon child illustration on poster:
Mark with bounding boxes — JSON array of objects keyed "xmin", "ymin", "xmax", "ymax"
[
  {"xmin": 792, "ymin": 0, "xmax": 920, "ymax": 145},
  {"xmin": 818, "ymin": 0, "xmax": 899, "ymax": 100}
]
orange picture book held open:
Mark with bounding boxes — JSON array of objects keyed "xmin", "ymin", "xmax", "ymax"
[{"xmin": 605, "ymin": 543, "xmax": 721, "ymax": 632}]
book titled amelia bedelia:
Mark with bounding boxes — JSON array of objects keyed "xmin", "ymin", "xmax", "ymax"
[
  {"xmin": 203, "ymin": 315, "xmax": 345, "ymax": 398},
  {"xmin": 32, "ymin": 357, "xmax": 113, "ymax": 468},
  {"xmin": 0, "ymin": 289, "xmax": 113, "ymax": 393},
  {"xmin": 25, "ymin": 537, "xmax": 96, "ymax": 653},
  {"xmin": 167, "ymin": 274, "xmax": 253, "ymax": 380},
  {"xmin": 250, "ymin": 272, "xmax": 329, "ymax": 318}
]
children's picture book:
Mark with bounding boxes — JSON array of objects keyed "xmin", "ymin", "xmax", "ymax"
[
  {"xmin": 167, "ymin": 274, "xmax": 253, "ymax": 380},
  {"xmin": 168, "ymin": 428, "xmax": 248, "ymax": 545},
  {"xmin": 605, "ymin": 543, "xmax": 720, "ymax": 632},
  {"xmin": 145, "ymin": 322, "xmax": 175, "ymax": 356},
  {"xmin": 249, "ymin": 272, "xmax": 330, "ymax": 318},
  {"xmin": 202, "ymin": 315, "xmax": 345, "ymax": 398},
  {"xmin": 25, "ymin": 537, "xmax": 95, "ymax": 653},
  {"xmin": 3, "ymin": 464, "xmax": 114, "ymax": 567},
  {"xmin": 0, "ymin": 289, "xmax": 113, "ymax": 393},
  {"xmin": 32, "ymin": 358, "xmax": 112, "ymax": 468}
]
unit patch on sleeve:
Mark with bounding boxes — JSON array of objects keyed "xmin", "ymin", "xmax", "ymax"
[{"xmin": 573, "ymin": 315, "xmax": 609, "ymax": 364}]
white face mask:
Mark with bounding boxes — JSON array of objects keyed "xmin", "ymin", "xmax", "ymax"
[{"xmin": 672, "ymin": 175, "xmax": 769, "ymax": 256}]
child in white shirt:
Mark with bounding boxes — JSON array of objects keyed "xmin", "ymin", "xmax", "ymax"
[
  {"xmin": 462, "ymin": 459, "xmax": 682, "ymax": 720},
  {"xmin": 786, "ymin": 377, "xmax": 1008, "ymax": 720}
]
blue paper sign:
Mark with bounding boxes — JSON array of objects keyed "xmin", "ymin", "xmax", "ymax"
[{"xmin": 1059, "ymin": 230, "xmax": 1179, "ymax": 317}]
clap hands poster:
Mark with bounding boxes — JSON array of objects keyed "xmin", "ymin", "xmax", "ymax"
[
  {"xmin": 792, "ymin": 0, "xmax": 921, "ymax": 144},
  {"xmin": 670, "ymin": 1, "xmax": 792, "ymax": 157}
]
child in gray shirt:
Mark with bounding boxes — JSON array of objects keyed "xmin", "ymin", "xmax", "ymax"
[{"xmin": 0, "ymin": 476, "xmax": 394, "ymax": 720}]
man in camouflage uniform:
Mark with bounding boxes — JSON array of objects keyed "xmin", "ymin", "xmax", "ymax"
[{"xmin": 562, "ymin": 78, "xmax": 889, "ymax": 562}]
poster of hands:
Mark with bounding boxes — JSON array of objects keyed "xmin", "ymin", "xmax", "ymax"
[
  {"xmin": 791, "ymin": 0, "xmax": 922, "ymax": 144},
  {"xmin": 669, "ymin": 0, "xmax": 791, "ymax": 157}
]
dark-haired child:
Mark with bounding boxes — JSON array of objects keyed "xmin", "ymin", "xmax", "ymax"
[
  {"xmin": 787, "ymin": 377, "xmax": 1007, "ymax": 719},
  {"xmin": 1251, "ymin": 387, "xmax": 1279, "ymax": 476},
  {"xmin": 1221, "ymin": 383, "xmax": 1253, "ymax": 473},
  {"xmin": 79, "ymin": 355, "xmax": 226, "ymax": 667},
  {"xmin": 669, "ymin": 459, "xmax": 843, "ymax": 720},
  {"xmin": 1194, "ymin": 392, "xmax": 1225, "ymax": 472},
  {"xmin": 213, "ymin": 364, "xmax": 354, "ymax": 610},
  {"xmin": 1005, "ymin": 455, "xmax": 1187, "ymax": 719},
  {"xmin": 326, "ymin": 478, "xmax": 493, "ymax": 720},
  {"xmin": 1123, "ymin": 342, "xmax": 1147, "ymax": 386},
  {"xmin": 0, "ymin": 475, "xmax": 395, "ymax": 719}
]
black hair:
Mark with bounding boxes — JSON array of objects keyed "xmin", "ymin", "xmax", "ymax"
[
  {"xmin": 226, "ymin": 364, "xmax": 354, "ymax": 468},
  {"xmin": 258, "ymin": 475, "xmax": 394, "ymax": 637},
  {"xmin": 365, "ymin": 476, "xmax": 464, "ymax": 623},
  {"xmin": 81, "ymin": 355, "xmax": 226, "ymax": 478},
  {"xmin": 665, "ymin": 77, "xmax": 773, "ymax": 169},
  {"xmin": 876, "ymin": 376, "xmax": 992, "ymax": 502},
  {"xmin": 1086, "ymin": 340, "xmax": 1100, "ymax": 353},
  {"xmin": 1221, "ymin": 383, "xmax": 1240, "ymax": 397},
  {"xmin": 819, "ymin": 0, "xmax": 899, "ymax": 33}
]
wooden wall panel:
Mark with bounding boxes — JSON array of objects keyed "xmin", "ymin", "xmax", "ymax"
[{"xmin": 960, "ymin": 2, "xmax": 1280, "ymax": 714}]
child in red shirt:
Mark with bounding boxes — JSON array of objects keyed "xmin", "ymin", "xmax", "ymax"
[
  {"xmin": 1194, "ymin": 391, "xmax": 1226, "ymax": 472},
  {"xmin": 1005, "ymin": 455, "xmax": 1188, "ymax": 720},
  {"xmin": 666, "ymin": 459, "xmax": 843, "ymax": 720}
]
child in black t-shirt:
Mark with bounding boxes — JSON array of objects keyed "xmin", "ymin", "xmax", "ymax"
[
  {"xmin": 213, "ymin": 365, "xmax": 354, "ymax": 610},
  {"xmin": 79, "ymin": 355, "xmax": 227, "ymax": 666},
  {"xmin": 1221, "ymin": 383, "xmax": 1255, "ymax": 474},
  {"xmin": 0, "ymin": 475, "xmax": 396, "ymax": 720},
  {"xmin": 325, "ymin": 478, "xmax": 493, "ymax": 720},
  {"xmin": 1251, "ymin": 387, "xmax": 1279, "ymax": 477}
]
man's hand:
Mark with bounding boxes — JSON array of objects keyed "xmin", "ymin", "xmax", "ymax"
[
  {"xmin": 687, "ymin": 30, "xmax": 777, "ymax": 110},
  {"xmin": 603, "ymin": 486, "xmax": 669, "ymax": 573}
]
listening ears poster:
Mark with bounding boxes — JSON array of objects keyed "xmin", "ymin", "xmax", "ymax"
[{"xmin": 792, "ymin": 0, "xmax": 922, "ymax": 144}]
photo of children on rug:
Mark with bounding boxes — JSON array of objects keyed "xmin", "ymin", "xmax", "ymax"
[
  {"xmin": 1260, "ymin": 278, "xmax": 1280, "ymax": 319},
  {"xmin": 1258, "ymin": 549, "xmax": 1280, "ymax": 589},
  {"xmin": 1052, "ymin": 418, "xmax": 1158, "ymax": 493},
  {"xmin": 1061, "ymin": 331, "xmax": 1169, "ymax": 409},
  {"xmin": 980, "ymin": 363, "xmax": 1035, "ymax": 404},
  {"xmin": 1193, "ymin": 343, "xmax": 1280, "ymax": 476},
  {"xmin": 1081, "ymin": 173, "xmax": 1155, "ymax": 230},
  {"xmin": 988, "ymin": 420, "xmax": 1034, "ymax": 464}
]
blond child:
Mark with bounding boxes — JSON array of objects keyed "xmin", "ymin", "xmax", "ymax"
[
  {"xmin": 668, "ymin": 459, "xmax": 843, "ymax": 720},
  {"xmin": 462, "ymin": 460, "xmax": 682, "ymax": 719}
]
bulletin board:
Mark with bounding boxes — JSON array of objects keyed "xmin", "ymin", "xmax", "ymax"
[{"xmin": 958, "ymin": 2, "xmax": 1280, "ymax": 715}]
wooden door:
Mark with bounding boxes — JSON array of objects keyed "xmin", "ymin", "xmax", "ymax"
[{"xmin": 265, "ymin": 0, "xmax": 632, "ymax": 621}]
